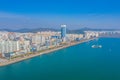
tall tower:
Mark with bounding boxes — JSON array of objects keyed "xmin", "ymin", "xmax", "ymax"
[{"xmin": 61, "ymin": 25, "xmax": 66, "ymax": 42}]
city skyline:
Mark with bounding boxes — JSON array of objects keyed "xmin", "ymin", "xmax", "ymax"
[{"xmin": 0, "ymin": 0, "xmax": 120, "ymax": 29}]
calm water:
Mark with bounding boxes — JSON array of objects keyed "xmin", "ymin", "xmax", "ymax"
[{"xmin": 0, "ymin": 38, "xmax": 120, "ymax": 80}]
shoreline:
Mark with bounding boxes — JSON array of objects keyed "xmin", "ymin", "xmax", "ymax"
[{"xmin": 0, "ymin": 38, "xmax": 95, "ymax": 67}]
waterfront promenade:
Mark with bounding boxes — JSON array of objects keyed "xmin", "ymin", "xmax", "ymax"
[{"xmin": 0, "ymin": 38, "xmax": 95, "ymax": 67}]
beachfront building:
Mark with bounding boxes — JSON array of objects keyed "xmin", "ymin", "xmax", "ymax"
[
  {"xmin": 84, "ymin": 31, "xmax": 99, "ymax": 39},
  {"xmin": 31, "ymin": 31, "xmax": 61, "ymax": 51},
  {"xmin": 19, "ymin": 40, "xmax": 31, "ymax": 54},
  {"xmin": 0, "ymin": 40, "xmax": 20, "ymax": 58},
  {"xmin": 31, "ymin": 34, "xmax": 44, "ymax": 51},
  {"xmin": 98, "ymin": 31, "xmax": 120, "ymax": 37},
  {"xmin": 67, "ymin": 34, "xmax": 84, "ymax": 42},
  {"xmin": 61, "ymin": 25, "xmax": 67, "ymax": 42}
]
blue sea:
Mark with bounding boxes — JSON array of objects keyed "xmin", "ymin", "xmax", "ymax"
[{"xmin": 0, "ymin": 38, "xmax": 120, "ymax": 80}]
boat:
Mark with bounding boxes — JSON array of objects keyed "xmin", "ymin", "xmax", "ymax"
[{"xmin": 91, "ymin": 45, "xmax": 102, "ymax": 48}]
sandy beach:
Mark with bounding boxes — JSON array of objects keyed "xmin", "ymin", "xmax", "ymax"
[{"xmin": 0, "ymin": 38, "xmax": 95, "ymax": 67}]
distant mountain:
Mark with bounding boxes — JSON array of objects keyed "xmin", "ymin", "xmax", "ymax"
[
  {"xmin": 0, "ymin": 27, "xmax": 120, "ymax": 34},
  {"xmin": 68, "ymin": 27, "xmax": 120, "ymax": 34},
  {"xmin": 0, "ymin": 28, "xmax": 59, "ymax": 33},
  {"xmin": 13, "ymin": 28, "xmax": 58, "ymax": 33},
  {"xmin": 79, "ymin": 27, "xmax": 120, "ymax": 31},
  {"xmin": 0, "ymin": 29, "xmax": 15, "ymax": 32}
]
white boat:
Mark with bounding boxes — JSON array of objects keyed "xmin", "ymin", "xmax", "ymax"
[{"xmin": 92, "ymin": 45, "xmax": 102, "ymax": 48}]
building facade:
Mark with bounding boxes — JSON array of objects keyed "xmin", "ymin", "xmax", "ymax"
[{"xmin": 61, "ymin": 25, "xmax": 67, "ymax": 42}]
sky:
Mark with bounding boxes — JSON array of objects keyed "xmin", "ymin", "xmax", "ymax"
[{"xmin": 0, "ymin": 0, "xmax": 120, "ymax": 30}]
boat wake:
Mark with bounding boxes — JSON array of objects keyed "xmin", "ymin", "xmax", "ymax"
[{"xmin": 91, "ymin": 45, "xmax": 102, "ymax": 48}]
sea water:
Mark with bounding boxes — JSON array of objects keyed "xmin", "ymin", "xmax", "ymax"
[{"xmin": 0, "ymin": 38, "xmax": 120, "ymax": 80}]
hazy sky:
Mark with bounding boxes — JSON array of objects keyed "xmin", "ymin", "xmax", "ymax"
[{"xmin": 0, "ymin": 0, "xmax": 120, "ymax": 29}]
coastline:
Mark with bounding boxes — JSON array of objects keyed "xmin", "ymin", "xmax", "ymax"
[{"xmin": 0, "ymin": 38, "xmax": 95, "ymax": 67}]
